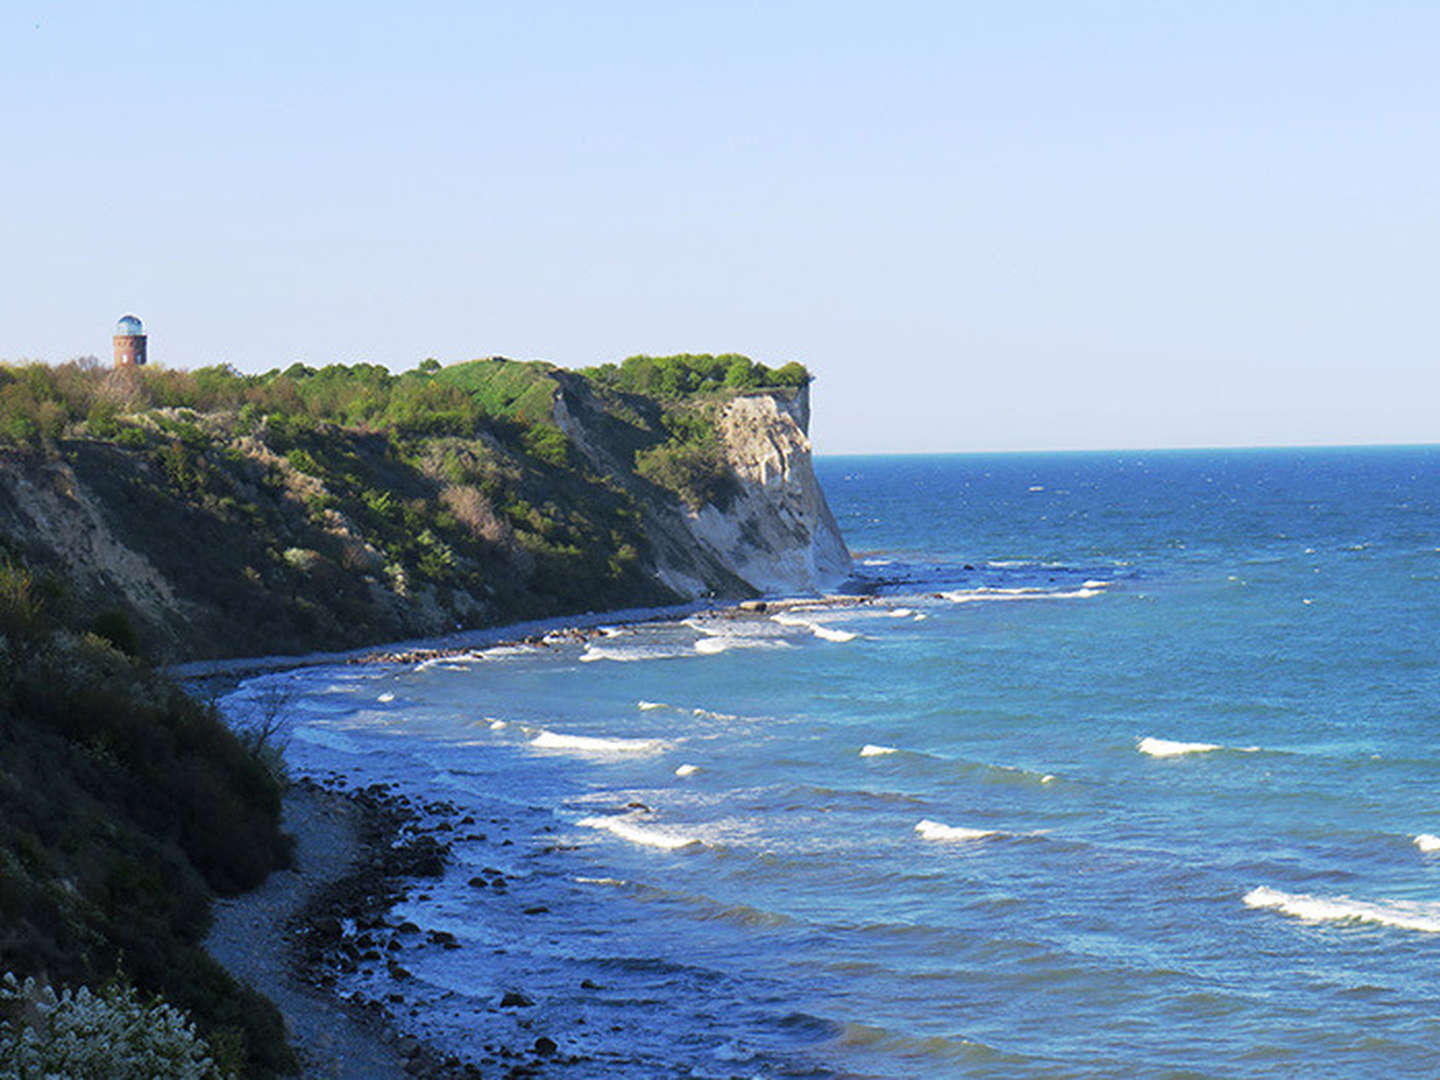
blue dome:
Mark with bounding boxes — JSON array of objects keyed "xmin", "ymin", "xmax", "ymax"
[{"xmin": 114, "ymin": 314, "xmax": 144, "ymax": 337}]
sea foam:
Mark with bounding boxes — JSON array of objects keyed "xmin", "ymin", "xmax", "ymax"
[
  {"xmin": 915, "ymin": 819, "xmax": 996, "ymax": 842},
  {"xmin": 860, "ymin": 744, "xmax": 899, "ymax": 757},
  {"xmin": 942, "ymin": 585, "xmax": 1104, "ymax": 605},
  {"xmin": 581, "ymin": 643, "xmax": 693, "ymax": 663},
  {"xmin": 531, "ymin": 731, "xmax": 668, "ymax": 755},
  {"xmin": 1414, "ymin": 834, "xmax": 1440, "ymax": 853},
  {"xmin": 578, "ymin": 815, "xmax": 700, "ymax": 851},
  {"xmin": 1244, "ymin": 886, "xmax": 1440, "ymax": 934},
  {"xmin": 1138, "ymin": 736, "xmax": 1222, "ymax": 758}
]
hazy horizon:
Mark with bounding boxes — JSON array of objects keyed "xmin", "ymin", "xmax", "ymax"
[{"xmin": 5, "ymin": 3, "xmax": 1436, "ymax": 455}]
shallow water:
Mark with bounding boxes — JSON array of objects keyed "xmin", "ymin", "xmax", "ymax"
[{"xmin": 225, "ymin": 447, "xmax": 1440, "ymax": 1078}]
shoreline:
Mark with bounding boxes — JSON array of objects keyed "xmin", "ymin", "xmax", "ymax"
[
  {"xmin": 204, "ymin": 782, "xmax": 413, "ymax": 1078},
  {"xmin": 196, "ymin": 591, "xmax": 876, "ymax": 1077},
  {"xmin": 207, "ymin": 776, "xmax": 561, "ymax": 1078}
]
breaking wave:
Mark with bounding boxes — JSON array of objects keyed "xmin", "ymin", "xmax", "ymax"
[
  {"xmin": 1138, "ymin": 737, "xmax": 1222, "ymax": 758},
  {"xmin": 531, "ymin": 731, "xmax": 669, "ymax": 755},
  {"xmin": 1244, "ymin": 886, "xmax": 1440, "ymax": 934},
  {"xmin": 578, "ymin": 815, "xmax": 702, "ymax": 851},
  {"xmin": 914, "ymin": 819, "xmax": 998, "ymax": 843}
]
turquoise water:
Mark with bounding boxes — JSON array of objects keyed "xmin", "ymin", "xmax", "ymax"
[{"xmin": 227, "ymin": 447, "xmax": 1440, "ymax": 1078}]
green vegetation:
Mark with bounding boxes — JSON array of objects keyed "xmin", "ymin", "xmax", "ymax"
[
  {"xmin": 0, "ymin": 563, "xmax": 294, "ymax": 1077},
  {"xmin": 0, "ymin": 352, "xmax": 809, "ymax": 656},
  {"xmin": 634, "ymin": 407, "xmax": 738, "ymax": 511},
  {"xmin": 582, "ymin": 352, "xmax": 809, "ymax": 399},
  {"xmin": 0, "ymin": 348, "xmax": 814, "ymax": 1077},
  {"xmin": 1, "ymin": 971, "xmax": 233, "ymax": 1079}
]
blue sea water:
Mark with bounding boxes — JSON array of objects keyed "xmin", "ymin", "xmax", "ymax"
[{"xmin": 225, "ymin": 447, "xmax": 1440, "ymax": 1078}]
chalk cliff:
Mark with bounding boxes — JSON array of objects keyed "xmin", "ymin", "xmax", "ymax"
[
  {"xmin": 552, "ymin": 376, "xmax": 850, "ymax": 600},
  {"xmin": 0, "ymin": 361, "xmax": 850, "ymax": 661},
  {"xmin": 673, "ymin": 388, "xmax": 849, "ymax": 596}
]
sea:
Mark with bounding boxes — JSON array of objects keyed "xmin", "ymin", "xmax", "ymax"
[{"xmin": 221, "ymin": 447, "xmax": 1440, "ymax": 1079}]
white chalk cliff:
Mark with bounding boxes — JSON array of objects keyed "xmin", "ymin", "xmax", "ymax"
[
  {"xmin": 553, "ymin": 378, "xmax": 851, "ymax": 599},
  {"xmin": 683, "ymin": 389, "xmax": 850, "ymax": 595}
]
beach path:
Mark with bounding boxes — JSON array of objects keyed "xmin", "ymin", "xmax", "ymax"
[{"xmin": 205, "ymin": 786, "xmax": 408, "ymax": 1079}]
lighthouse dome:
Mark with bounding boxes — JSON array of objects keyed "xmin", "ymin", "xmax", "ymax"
[{"xmin": 114, "ymin": 314, "xmax": 144, "ymax": 337}]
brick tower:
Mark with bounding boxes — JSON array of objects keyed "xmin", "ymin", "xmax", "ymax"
[{"xmin": 113, "ymin": 314, "xmax": 147, "ymax": 367}]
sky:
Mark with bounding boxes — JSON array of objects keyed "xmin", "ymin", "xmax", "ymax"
[{"xmin": 2, "ymin": 1, "xmax": 1436, "ymax": 453}]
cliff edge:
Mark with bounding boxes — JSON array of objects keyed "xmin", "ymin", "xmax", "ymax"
[
  {"xmin": 0, "ymin": 356, "xmax": 850, "ymax": 661},
  {"xmin": 676, "ymin": 388, "xmax": 849, "ymax": 596}
]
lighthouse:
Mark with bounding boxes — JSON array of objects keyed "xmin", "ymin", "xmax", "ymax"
[{"xmin": 113, "ymin": 314, "xmax": 147, "ymax": 367}]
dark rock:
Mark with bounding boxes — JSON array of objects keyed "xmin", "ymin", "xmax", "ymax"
[
  {"xmin": 522, "ymin": 905, "xmax": 549, "ymax": 915},
  {"xmin": 312, "ymin": 916, "xmax": 343, "ymax": 940},
  {"xmin": 534, "ymin": 1036, "xmax": 558, "ymax": 1055},
  {"xmin": 500, "ymin": 991, "xmax": 534, "ymax": 1007}
]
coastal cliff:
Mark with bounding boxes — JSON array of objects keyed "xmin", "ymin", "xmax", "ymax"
[
  {"xmin": 0, "ymin": 355, "xmax": 849, "ymax": 662},
  {"xmin": 552, "ymin": 374, "xmax": 849, "ymax": 601}
]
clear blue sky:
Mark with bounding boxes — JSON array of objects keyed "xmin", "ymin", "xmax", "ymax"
[{"xmin": 3, "ymin": 2, "xmax": 1436, "ymax": 452}]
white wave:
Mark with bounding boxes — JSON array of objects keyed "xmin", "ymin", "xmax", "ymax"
[
  {"xmin": 861, "ymin": 557, "xmax": 893, "ymax": 567},
  {"xmin": 1244, "ymin": 886, "xmax": 1440, "ymax": 934},
  {"xmin": 692, "ymin": 707, "xmax": 740, "ymax": 721},
  {"xmin": 579, "ymin": 815, "xmax": 700, "ymax": 851},
  {"xmin": 574, "ymin": 875, "xmax": 627, "ymax": 886},
  {"xmin": 531, "ymin": 731, "xmax": 669, "ymax": 755},
  {"xmin": 860, "ymin": 744, "xmax": 899, "ymax": 757},
  {"xmin": 637, "ymin": 700, "xmax": 668, "ymax": 711},
  {"xmin": 478, "ymin": 644, "xmax": 534, "ymax": 659},
  {"xmin": 685, "ymin": 616, "xmax": 791, "ymax": 639},
  {"xmin": 376, "ymin": 692, "xmax": 395, "ymax": 703},
  {"xmin": 914, "ymin": 613, "xmax": 929, "ymax": 621},
  {"xmin": 581, "ymin": 643, "xmax": 692, "ymax": 663},
  {"xmin": 1415, "ymin": 834, "xmax": 1440, "ymax": 854},
  {"xmin": 675, "ymin": 763, "xmax": 700, "ymax": 777},
  {"xmin": 1082, "ymin": 580, "xmax": 1112, "ymax": 589},
  {"xmin": 768, "ymin": 611, "xmax": 815, "ymax": 627},
  {"xmin": 915, "ymin": 819, "xmax": 997, "ymax": 843},
  {"xmin": 943, "ymin": 585, "xmax": 1104, "ymax": 605},
  {"xmin": 488, "ymin": 718, "xmax": 507, "ymax": 730},
  {"xmin": 1138, "ymin": 736, "xmax": 1222, "ymax": 758},
  {"xmin": 769, "ymin": 610, "xmax": 859, "ymax": 642},
  {"xmin": 888, "ymin": 608, "xmax": 914, "ymax": 618},
  {"xmin": 694, "ymin": 635, "xmax": 791, "ymax": 655}
]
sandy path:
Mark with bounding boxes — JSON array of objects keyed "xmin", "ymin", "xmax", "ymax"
[{"xmin": 205, "ymin": 786, "xmax": 408, "ymax": 1079}]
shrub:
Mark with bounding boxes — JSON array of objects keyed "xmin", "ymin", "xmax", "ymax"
[
  {"xmin": 91, "ymin": 609, "xmax": 139, "ymax": 656},
  {"xmin": 635, "ymin": 439, "xmax": 737, "ymax": 511},
  {"xmin": 0, "ymin": 972, "xmax": 232, "ymax": 1079}
]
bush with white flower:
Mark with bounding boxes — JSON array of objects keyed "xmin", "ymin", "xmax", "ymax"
[{"xmin": 0, "ymin": 972, "xmax": 232, "ymax": 1079}]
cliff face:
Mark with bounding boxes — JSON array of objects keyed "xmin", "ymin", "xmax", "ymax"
[
  {"xmin": 0, "ymin": 364, "xmax": 849, "ymax": 661},
  {"xmin": 677, "ymin": 388, "xmax": 850, "ymax": 596},
  {"xmin": 552, "ymin": 377, "xmax": 850, "ymax": 600}
]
